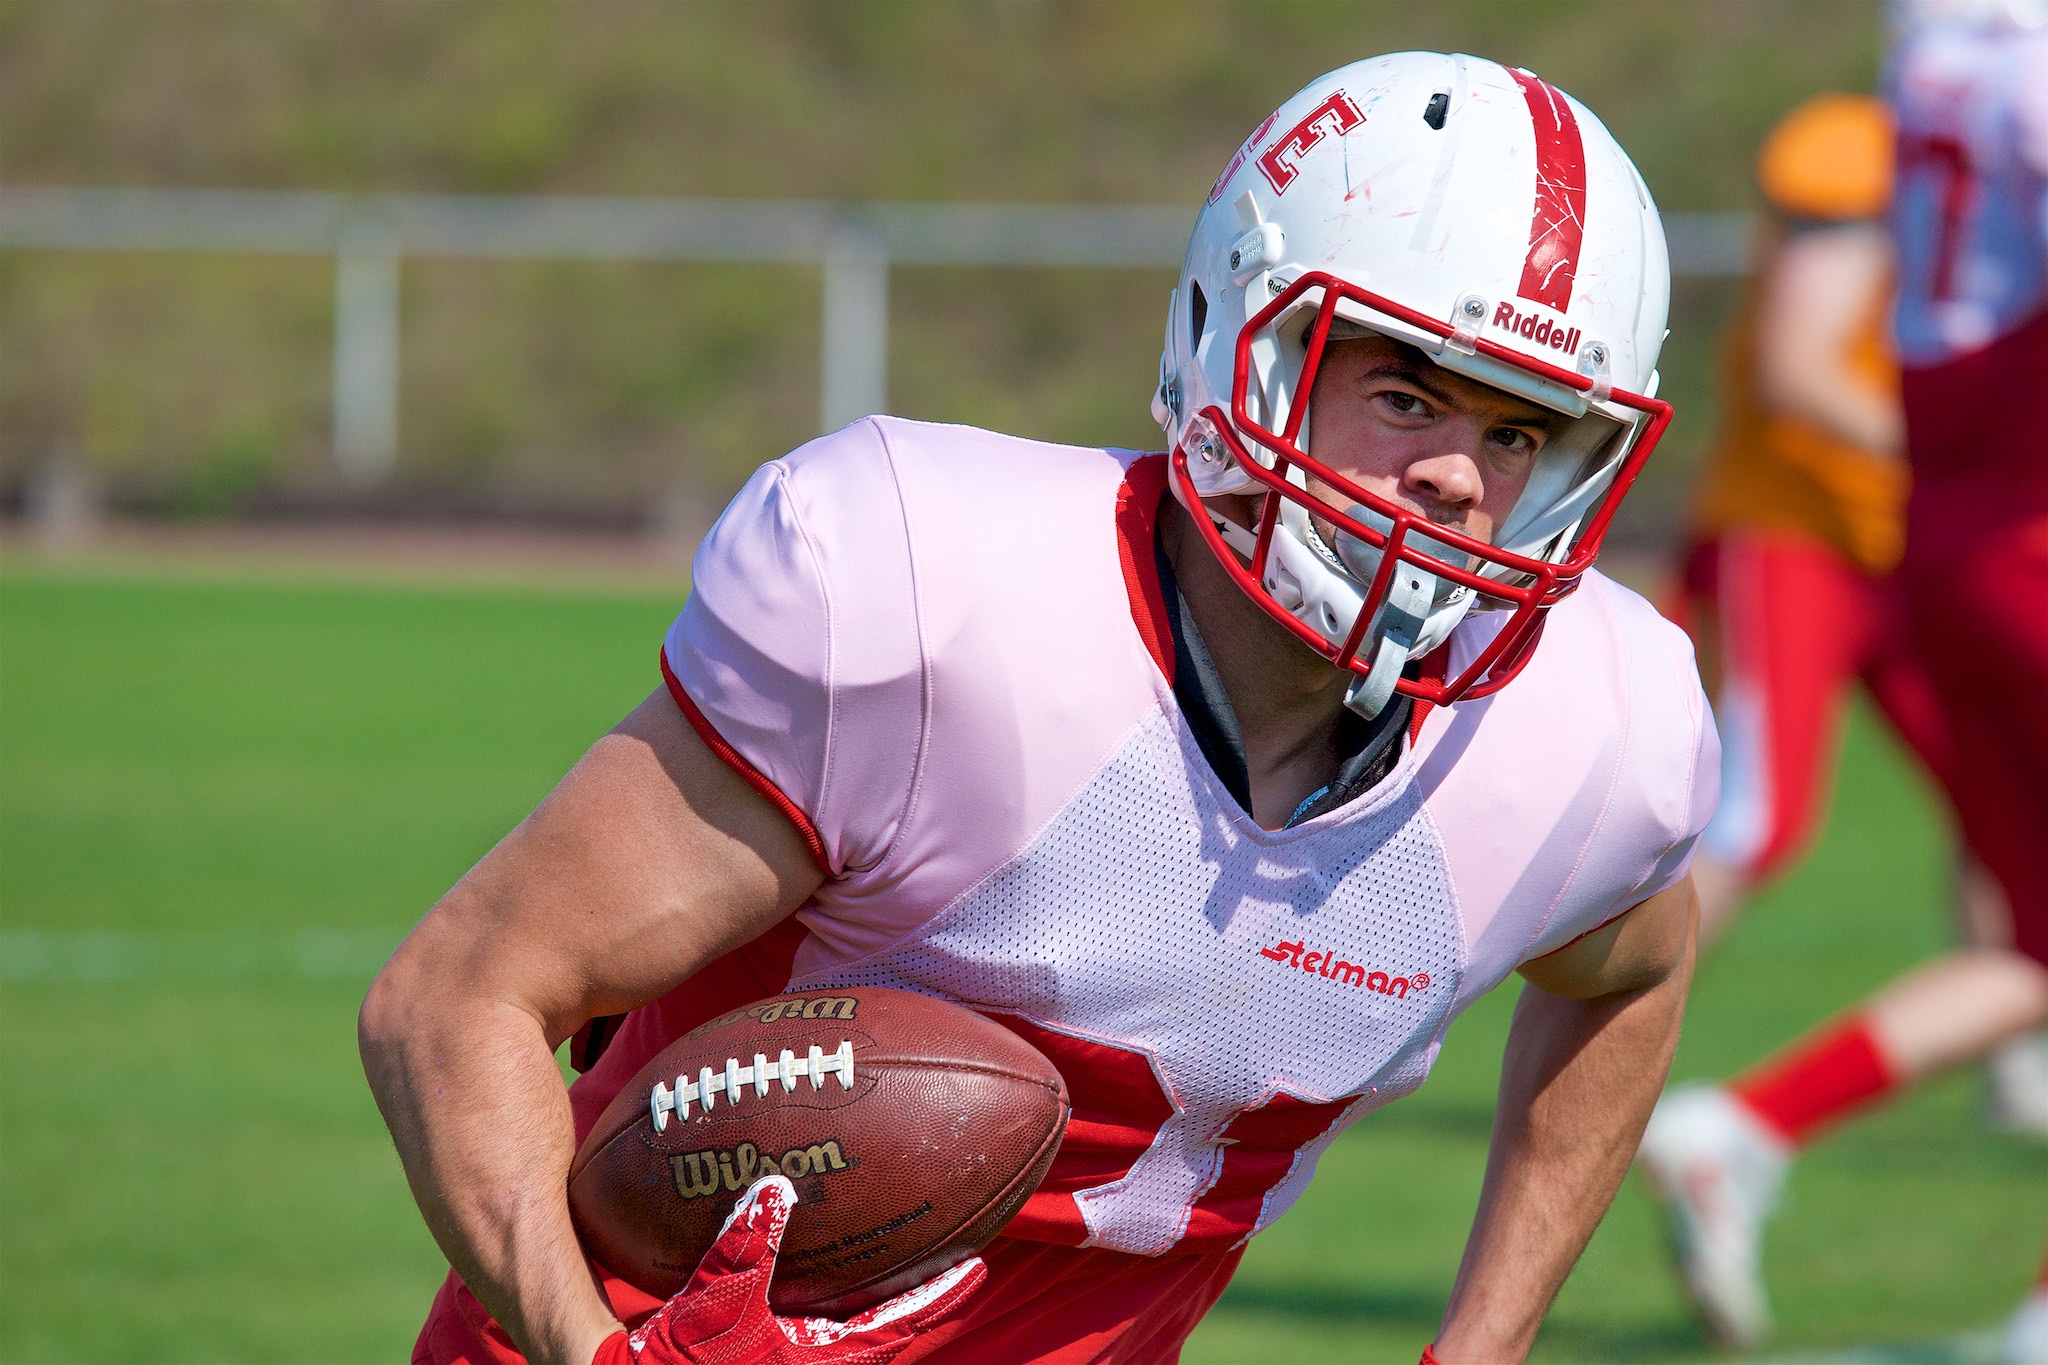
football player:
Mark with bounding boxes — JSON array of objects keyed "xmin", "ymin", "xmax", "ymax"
[
  {"xmin": 1635, "ymin": 5, "xmax": 2048, "ymax": 1355},
  {"xmin": 1665, "ymin": 88, "xmax": 2045, "ymax": 1128},
  {"xmin": 1674, "ymin": 92, "xmax": 1941, "ymax": 947},
  {"xmin": 362, "ymin": 53, "xmax": 1715, "ymax": 1365}
]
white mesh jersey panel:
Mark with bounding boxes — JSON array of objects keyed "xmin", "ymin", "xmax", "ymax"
[{"xmin": 793, "ymin": 704, "xmax": 1467, "ymax": 1255}]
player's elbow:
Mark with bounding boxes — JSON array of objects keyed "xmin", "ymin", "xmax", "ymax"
[
  {"xmin": 358, "ymin": 908, "xmax": 467, "ymax": 1101},
  {"xmin": 359, "ymin": 885, "xmax": 561, "ymax": 1102},
  {"xmin": 358, "ymin": 935, "xmax": 425, "ymax": 1096}
]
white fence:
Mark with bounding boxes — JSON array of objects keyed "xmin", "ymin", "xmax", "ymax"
[{"xmin": 0, "ymin": 186, "xmax": 1752, "ymax": 485}]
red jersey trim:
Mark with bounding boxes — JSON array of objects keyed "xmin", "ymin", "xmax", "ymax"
[
  {"xmin": 659, "ymin": 647, "xmax": 834, "ymax": 876},
  {"xmin": 984, "ymin": 1012, "xmax": 1177, "ymax": 1248},
  {"xmin": 1408, "ymin": 644, "xmax": 1449, "ymax": 744},
  {"xmin": 1116, "ymin": 453, "xmax": 1177, "ymax": 683},
  {"xmin": 1123, "ymin": 452, "xmax": 1448, "ymax": 746},
  {"xmin": 1527, "ymin": 899, "xmax": 1640, "ymax": 962}
]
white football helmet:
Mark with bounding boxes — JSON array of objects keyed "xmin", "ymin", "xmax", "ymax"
[{"xmin": 1153, "ymin": 52, "xmax": 1673, "ymax": 715}]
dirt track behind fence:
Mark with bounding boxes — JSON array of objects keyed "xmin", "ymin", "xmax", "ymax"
[
  {"xmin": 0, "ymin": 515, "xmax": 703, "ymax": 595},
  {"xmin": 2, "ymin": 515, "xmax": 1670, "ymax": 603}
]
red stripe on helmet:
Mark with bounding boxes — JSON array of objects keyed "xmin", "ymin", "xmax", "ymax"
[{"xmin": 1506, "ymin": 68, "xmax": 1588, "ymax": 313}]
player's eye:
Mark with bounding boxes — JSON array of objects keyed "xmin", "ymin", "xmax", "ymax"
[
  {"xmin": 1488, "ymin": 426, "xmax": 1542, "ymax": 458},
  {"xmin": 1378, "ymin": 390, "xmax": 1429, "ymax": 417}
]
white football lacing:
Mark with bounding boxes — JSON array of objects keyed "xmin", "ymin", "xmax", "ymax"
[{"xmin": 648, "ymin": 1041, "xmax": 856, "ymax": 1132}]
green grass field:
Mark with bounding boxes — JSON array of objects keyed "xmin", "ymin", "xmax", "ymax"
[{"xmin": 2, "ymin": 562, "xmax": 2040, "ymax": 1364}]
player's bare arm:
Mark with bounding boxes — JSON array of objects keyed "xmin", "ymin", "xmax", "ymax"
[
  {"xmin": 1437, "ymin": 877, "xmax": 1698, "ymax": 1362},
  {"xmin": 1756, "ymin": 224, "xmax": 1901, "ymax": 455},
  {"xmin": 359, "ymin": 691, "xmax": 824, "ymax": 1365}
]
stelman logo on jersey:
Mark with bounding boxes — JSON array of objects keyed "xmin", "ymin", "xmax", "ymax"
[{"xmin": 1259, "ymin": 939, "xmax": 1432, "ymax": 998}]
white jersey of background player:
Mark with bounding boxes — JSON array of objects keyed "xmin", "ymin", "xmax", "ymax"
[
  {"xmin": 1888, "ymin": 2, "xmax": 2048, "ymax": 365},
  {"xmin": 366, "ymin": 53, "xmax": 1716, "ymax": 1365}
]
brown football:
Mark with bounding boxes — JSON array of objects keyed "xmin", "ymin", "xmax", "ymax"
[{"xmin": 567, "ymin": 986, "xmax": 1069, "ymax": 1317}]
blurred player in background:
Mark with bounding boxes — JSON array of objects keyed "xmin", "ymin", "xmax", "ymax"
[
  {"xmin": 364, "ymin": 52, "xmax": 1715, "ymax": 1365},
  {"xmin": 1672, "ymin": 93, "xmax": 1935, "ymax": 949},
  {"xmin": 1637, "ymin": 7, "xmax": 2048, "ymax": 1357}
]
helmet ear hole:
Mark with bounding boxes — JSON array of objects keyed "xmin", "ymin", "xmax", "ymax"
[{"xmin": 1188, "ymin": 281, "xmax": 1209, "ymax": 355}]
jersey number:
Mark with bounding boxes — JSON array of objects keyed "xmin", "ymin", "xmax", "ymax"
[
  {"xmin": 990, "ymin": 1015, "xmax": 1357, "ymax": 1252},
  {"xmin": 1899, "ymin": 132, "xmax": 1976, "ymax": 302}
]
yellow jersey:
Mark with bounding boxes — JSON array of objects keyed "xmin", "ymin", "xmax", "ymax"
[
  {"xmin": 1687, "ymin": 93, "xmax": 1906, "ymax": 575},
  {"xmin": 1688, "ymin": 256, "xmax": 1906, "ymax": 574}
]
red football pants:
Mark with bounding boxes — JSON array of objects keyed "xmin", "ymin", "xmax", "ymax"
[
  {"xmin": 1676, "ymin": 532, "xmax": 1952, "ymax": 885},
  {"xmin": 1900, "ymin": 521, "xmax": 2048, "ymax": 968},
  {"xmin": 415, "ymin": 1236, "xmax": 1241, "ymax": 1365}
]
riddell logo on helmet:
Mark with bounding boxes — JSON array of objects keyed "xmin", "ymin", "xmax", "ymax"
[
  {"xmin": 1490, "ymin": 302, "xmax": 1582, "ymax": 357},
  {"xmin": 1259, "ymin": 940, "xmax": 1432, "ymax": 997}
]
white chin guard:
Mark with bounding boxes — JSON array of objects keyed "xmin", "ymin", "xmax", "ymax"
[{"xmin": 1225, "ymin": 500, "xmax": 1475, "ymax": 719}]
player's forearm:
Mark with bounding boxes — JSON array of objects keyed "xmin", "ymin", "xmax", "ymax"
[
  {"xmin": 1765, "ymin": 362, "xmax": 1903, "ymax": 454},
  {"xmin": 1434, "ymin": 969, "xmax": 1688, "ymax": 1362},
  {"xmin": 360, "ymin": 957, "xmax": 621, "ymax": 1365},
  {"xmin": 1755, "ymin": 224, "xmax": 1901, "ymax": 456}
]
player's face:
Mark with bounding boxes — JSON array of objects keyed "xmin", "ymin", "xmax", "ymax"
[{"xmin": 1305, "ymin": 334, "xmax": 1559, "ymax": 548}]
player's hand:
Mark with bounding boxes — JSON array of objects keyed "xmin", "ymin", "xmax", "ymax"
[{"xmin": 591, "ymin": 1175, "xmax": 985, "ymax": 1365}]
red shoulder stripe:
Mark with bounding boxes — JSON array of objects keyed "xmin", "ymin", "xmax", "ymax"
[
  {"xmin": 659, "ymin": 648, "xmax": 833, "ymax": 876},
  {"xmin": 1527, "ymin": 900, "xmax": 1640, "ymax": 962}
]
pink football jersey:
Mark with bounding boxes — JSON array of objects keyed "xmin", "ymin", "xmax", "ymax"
[{"xmin": 659, "ymin": 416, "xmax": 1716, "ymax": 1257}]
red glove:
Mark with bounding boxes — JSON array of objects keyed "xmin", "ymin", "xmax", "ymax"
[{"xmin": 592, "ymin": 1175, "xmax": 985, "ymax": 1365}]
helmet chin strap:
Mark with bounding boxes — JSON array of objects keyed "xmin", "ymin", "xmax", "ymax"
[
  {"xmin": 1343, "ymin": 572, "xmax": 1434, "ymax": 719},
  {"xmin": 1322, "ymin": 512, "xmax": 1440, "ymax": 720},
  {"xmin": 1205, "ymin": 499, "xmax": 1441, "ymax": 721}
]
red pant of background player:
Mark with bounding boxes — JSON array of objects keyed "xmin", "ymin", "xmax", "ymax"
[
  {"xmin": 1676, "ymin": 531, "xmax": 1952, "ymax": 885},
  {"xmin": 1901, "ymin": 520, "xmax": 2048, "ymax": 970},
  {"xmin": 1898, "ymin": 310, "xmax": 2048, "ymax": 970}
]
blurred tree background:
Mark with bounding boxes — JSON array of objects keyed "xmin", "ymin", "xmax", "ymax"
[{"xmin": 0, "ymin": 0, "xmax": 1884, "ymax": 539}]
